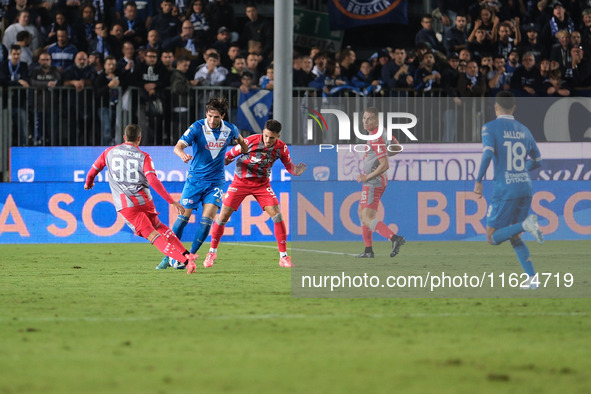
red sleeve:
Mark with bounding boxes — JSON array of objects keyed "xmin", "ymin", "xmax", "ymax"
[
  {"xmin": 279, "ymin": 141, "xmax": 296, "ymax": 174},
  {"xmin": 85, "ymin": 149, "xmax": 108, "ymax": 188},
  {"xmin": 147, "ymin": 173, "xmax": 175, "ymax": 204},
  {"xmin": 225, "ymin": 143, "xmax": 243, "ymax": 160}
]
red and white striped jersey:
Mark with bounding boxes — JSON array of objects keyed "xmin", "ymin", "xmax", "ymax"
[
  {"xmin": 91, "ymin": 143, "xmax": 155, "ymax": 211},
  {"xmin": 226, "ymin": 134, "xmax": 295, "ymax": 183}
]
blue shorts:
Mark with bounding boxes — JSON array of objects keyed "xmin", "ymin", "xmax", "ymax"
[
  {"xmin": 180, "ymin": 176, "xmax": 225, "ymax": 209},
  {"xmin": 486, "ymin": 196, "xmax": 531, "ymax": 229}
]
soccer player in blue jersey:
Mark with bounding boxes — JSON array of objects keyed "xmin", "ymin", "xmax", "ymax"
[
  {"xmin": 474, "ymin": 91, "xmax": 544, "ymax": 289},
  {"xmin": 157, "ymin": 97, "xmax": 248, "ymax": 273}
]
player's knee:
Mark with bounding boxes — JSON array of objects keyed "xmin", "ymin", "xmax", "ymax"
[{"xmin": 272, "ymin": 213, "xmax": 284, "ymax": 223}]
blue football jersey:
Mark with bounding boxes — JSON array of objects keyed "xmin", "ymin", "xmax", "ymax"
[
  {"xmin": 481, "ymin": 114, "xmax": 541, "ymax": 200},
  {"xmin": 179, "ymin": 119, "xmax": 240, "ymax": 182}
]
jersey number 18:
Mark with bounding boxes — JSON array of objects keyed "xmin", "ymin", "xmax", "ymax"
[{"xmin": 503, "ymin": 141, "xmax": 526, "ymax": 171}]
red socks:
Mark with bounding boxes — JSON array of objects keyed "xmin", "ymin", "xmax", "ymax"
[
  {"xmin": 274, "ymin": 221, "xmax": 287, "ymax": 253},
  {"xmin": 362, "ymin": 226, "xmax": 373, "ymax": 247}
]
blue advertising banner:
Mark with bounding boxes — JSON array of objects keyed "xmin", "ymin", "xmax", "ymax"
[
  {"xmin": 1, "ymin": 181, "xmax": 589, "ymax": 244},
  {"xmin": 0, "ymin": 182, "xmax": 291, "ymax": 244},
  {"xmin": 9, "ymin": 146, "xmax": 300, "ymax": 183},
  {"xmin": 328, "ymin": 0, "xmax": 408, "ymax": 30}
]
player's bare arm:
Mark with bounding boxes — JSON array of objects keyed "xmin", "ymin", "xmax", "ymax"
[
  {"xmin": 474, "ymin": 181, "xmax": 483, "ymax": 198},
  {"xmin": 293, "ymin": 162, "xmax": 307, "ymax": 176},
  {"xmin": 357, "ymin": 156, "xmax": 388, "ymax": 183},
  {"xmin": 172, "ymin": 201, "xmax": 185, "ymax": 215},
  {"xmin": 237, "ymin": 135, "xmax": 249, "ymax": 154},
  {"xmin": 174, "ymin": 141, "xmax": 193, "ymax": 163}
]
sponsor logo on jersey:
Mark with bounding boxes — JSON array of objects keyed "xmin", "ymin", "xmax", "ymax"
[{"xmin": 205, "ymin": 141, "xmax": 226, "ymax": 150}]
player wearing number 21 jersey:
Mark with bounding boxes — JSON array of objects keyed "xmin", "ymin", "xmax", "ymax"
[
  {"xmin": 474, "ymin": 91, "xmax": 543, "ymax": 289},
  {"xmin": 157, "ymin": 97, "xmax": 248, "ymax": 273},
  {"xmin": 84, "ymin": 124, "xmax": 198, "ymax": 271},
  {"xmin": 204, "ymin": 119, "xmax": 307, "ymax": 268}
]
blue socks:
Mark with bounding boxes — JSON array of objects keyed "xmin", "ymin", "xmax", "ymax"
[
  {"xmin": 191, "ymin": 216, "xmax": 214, "ymax": 254},
  {"xmin": 172, "ymin": 214, "xmax": 189, "ymax": 239},
  {"xmin": 491, "ymin": 223, "xmax": 523, "ymax": 245},
  {"xmin": 511, "ymin": 238, "xmax": 536, "ymax": 276}
]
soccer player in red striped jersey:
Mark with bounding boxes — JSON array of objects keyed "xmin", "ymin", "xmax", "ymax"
[
  {"xmin": 84, "ymin": 124, "xmax": 198, "ymax": 273},
  {"xmin": 205, "ymin": 119, "xmax": 306, "ymax": 268},
  {"xmin": 357, "ymin": 107, "xmax": 405, "ymax": 258}
]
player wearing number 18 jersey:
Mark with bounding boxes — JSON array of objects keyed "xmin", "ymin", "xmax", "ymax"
[
  {"xmin": 204, "ymin": 119, "xmax": 307, "ymax": 268},
  {"xmin": 474, "ymin": 91, "xmax": 543, "ymax": 289},
  {"xmin": 84, "ymin": 124, "xmax": 197, "ymax": 271}
]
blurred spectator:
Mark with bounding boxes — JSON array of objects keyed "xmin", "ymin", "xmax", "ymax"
[
  {"xmin": 211, "ymin": 26, "xmax": 231, "ymax": 66},
  {"xmin": 224, "ymin": 43, "xmax": 240, "ymax": 70},
  {"xmin": 550, "ymin": 29, "xmax": 572, "ymax": 73},
  {"xmin": 543, "ymin": 68, "xmax": 571, "ymax": 96},
  {"xmin": 94, "ymin": 55, "xmax": 121, "ymax": 145},
  {"xmin": 149, "ymin": 0, "xmax": 180, "ymax": 43},
  {"xmin": 62, "ymin": 51, "xmax": 93, "ymax": 143},
  {"xmin": 30, "ymin": 51, "xmax": 61, "ymax": 145},
  {"xmin": 259, "ymin": 64, "xmax": 273, "ymax": 90},
  {"xmin": 494, "ymin": 20, "xmax": 521, "ymax": 59},
  {"xmin": 193, "ymin": 51, "xmax": 227, "ymax": 86},
  {"xmin": 224, "ymin": 54, "xmax": 246, "ymax": 87},
  {"xmin": 381, "ymin": 46, "xmax": 413, "ymax": 90},
  {"xmin": 568, "ymin": 45, "xmax": 591, "ymax": 86},
  {"xmin": 506, "ymin": 49, "xmax": 521, "ymax": 78},
  {"xmin": 163, "ymin": 19, "xmax": 203, "ymax": 61},
  {"xmin": 469, "ymin": 6, "xmax": 497, "ymax": 43},
  {"xmin": 338, "ymin": 47, "xmax": 358, "ymax": 81},
  {"xmin": 146, "ymin": 29, "xmax": 162, "ymax": 52},
  {"xmin": 169, "ymin": 56, "xmax": 192, "ymax": 131},
  {"xmin": 510, "ymin": 52, "xmax": 542, "ymax": 96},
  {"xmin": 293, "ymin": 54, "xmax": 314, "ymax": 88},
  {"xmin": 0, "ymin": 44, "xmax": 30, "ymax": 145},
  {"xmin": 117, "ymin": 41, "xmax": 136, "ymax": 76},
  {"xmin": 468, "ymin": 25, "xmax": 495, "ymax": 61},
  {"xmin": 88, "ymin": 22, "xmax": 117, "ymax": 59},
  {"xmin": 413, "ymin": 51, "xmax": 441, "ymax": 93},
  {"xmin": 457, "ymin": 59, "xmax": 486, "ymax": 96},
  {"xmin": 245, "ymin": 51, "xmax": 260, "ymax": 82},
  {"xmin": 160, "ymin": 49, "xmax": 175, "ymax": 71},
  {"xmin": 309, "ymin": 59, "xmax": 354, "ymax": 97},
  {"xmin": 487, "ymin": 55, "xmax": 510, "ymax": 96},
  {"xmin": 415, "ymin": 13, "xmax": 446, "ymax": 54},
  {"xmin": 45, "ymin": 11, "xmax": 73, "ymax": 46},
  {"xmin": 518, "ymin": 23, "xmax": 547, "ymax": 61},
  {"xmin": 441, "ymin": 52, "xmax": 461, "ymax": 142},
  {"xmin": 240, "ymin": 2, "xmax": 273, "ymax": 59},
  {"xmin": 239, "ymin": 69, "xmax": 255, "ymax": 95},
  {"xmin": 186, "ymin": 0, "xmax": 211, "ymax": 45},
  {"xmin": 73, "ymin": 3, "xmax": 97, "ymax": 53},
  {"xmin": 118, "ymin": 1, "xmax": 147, "ymax": 48},
  {"xmin": 351, "ymin": 60, "xmax": 382, "ymax": 96},
  {"xmin": 372, "ymin": 48, "xmax": 391, "ymax": 84},
  {"xmin": 2, "ymin": 10, "xmax": 41, "ymax": 53},
  {"xmin": 539, "ymin": 57, "xmax": 552, "ymax": 79},
  {"xmin": 437, "ymin": 0, "xmax": 470, "ymax": 31},
  {"xmin": 444, "ymin": 14, "xmax": 468, "ymax": 55},
  {"xmin": 115, "ymin": 0, "xmax": 154, "ymax": 28},
  {"xmin": 580, "ymin": 8, "xmax": 591, "ymax": 45},
  {"xmin": 15, "ymin": 30, "xmax": 33, "ymax": 65},
  {"xmin": 541, "ymin": 1, "xmax": 575, "ymax": 51},
  {"xmin": 47, "ymin": 28, "xmax": 77, "ymax": 72}
]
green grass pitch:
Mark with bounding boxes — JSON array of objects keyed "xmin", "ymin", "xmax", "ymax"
[{"xmin": 0, "ymin": 240, "xmax": 589, "ymax": 393}]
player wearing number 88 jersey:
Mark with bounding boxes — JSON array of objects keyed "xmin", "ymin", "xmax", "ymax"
[
  {"xmin": 84, "ymin": 124, "xmax": 198, "ymax": 272},
  {"xmin": 474, "ymin": 91, "xmax": 543, "ymax": 289}
]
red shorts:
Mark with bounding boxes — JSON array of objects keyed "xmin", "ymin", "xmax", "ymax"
[
  {"xmin": 119, "ymin": 201, "xmax": 162, "ymax": 238},
  {"xmin": 359, "ymin": 184, "xmax": 386, "ymax": 210},
  {"xmin": 223, "ymin": 180, "xmax": 279, "ymax": 211}
]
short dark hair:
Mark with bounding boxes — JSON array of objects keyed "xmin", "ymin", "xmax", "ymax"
[
  {"xmin": 10, "ymin": 44, "xmax": 21, "ymax": 52},
  {"xmin": 265, "ymin": 119, "xmax": 282, "ymax": 133},
  {"xmin": 241, "ymin": 70, "xmax": 254, "ymax": 79},
  {"xmin": 16, "ymin": 30, "xmax": 31, "ymax": 41},
  {"xmin": 365, "ymin": 107, "xmax": 379, "ymax": 116},
  {"xmin": 495, "ymin": 91, "xmax": 515, "ymax": 110},
  {"xmin": 206, "ymin": 96, "xmax": 228, "ymax": 117},
  {"xmin": 124, "ymin": 124, "xmax": 142, "ymax": 142}
]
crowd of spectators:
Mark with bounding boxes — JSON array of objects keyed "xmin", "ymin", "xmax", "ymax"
[{"xmin": 1, "ymin": 0, "xmax": 591, "ymax": 145}]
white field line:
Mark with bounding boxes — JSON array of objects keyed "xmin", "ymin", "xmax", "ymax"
[
  {"xmin": 1, "ymin": 311, "xmax": 589, "ymax": 323},
  {"xmin": 230, "ymin": 242, "xmax": 359, "ymax": 256}
]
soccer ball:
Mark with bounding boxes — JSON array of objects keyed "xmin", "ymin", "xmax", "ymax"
[{"xmin": 171, "ymin": 259, "xmax": 185, "ymax": 269}]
